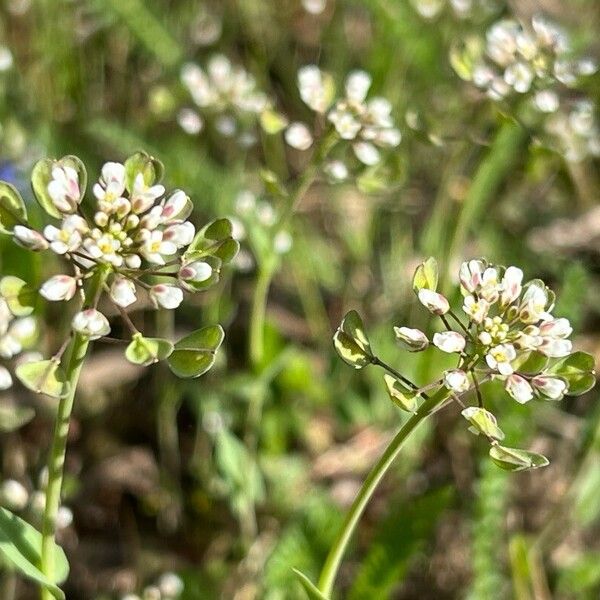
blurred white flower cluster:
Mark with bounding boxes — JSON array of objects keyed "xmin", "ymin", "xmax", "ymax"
[
  {"xmin": 409, "ymin": 258, "xmax": 579, "ymax": 405},
  {"xmin": 179, "ymin": 54, "xmax": 269, "ymax": 144},
  {"xmin": 121, "ymin": 571, "xmax": 184, "ymax": 600},
  {"xmin": 0, "ymin": 277, "xmax": 37, "ymax": 390},
  {"xmin": 12, "ymin": 153, "xmax": 221, "ymax": 343},
  {"xmin": 468, "ymin": 15, "xmax": 596, "ymax": 104},
  {"xmin": 291, "ymin": 66, "xmax": 401, "ymax": 166},
  {"xmin": 0, "ymin": 473, "xmax": 72, "ymax": 531},
  {"xmin": 411, "ymin": 0, "xmax": 497, "ymax": 20}
]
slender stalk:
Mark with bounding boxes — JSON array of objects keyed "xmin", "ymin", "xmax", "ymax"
[
  {"xmin": 40, "ymin": 267, "xmax": 109, "ymax": 599},
  {"xmin": 248, "ymin": 266, "xmax": 273, "ymax": 369},
  {"xmin": 40, "ymin": 333, "xmax": 89, "ymax": 600},
  {"xmin": 316, "ymin": 387, "xmax": 450, "ymax": 597}
]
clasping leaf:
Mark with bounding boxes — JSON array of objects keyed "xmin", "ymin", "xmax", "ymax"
[{"xmin": 333, "ymin": 310, "xmax": 374, "ymax": 369}]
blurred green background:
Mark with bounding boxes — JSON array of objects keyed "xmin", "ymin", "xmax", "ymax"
[{"xmin": 0, "ymin": 0, "xmax": 599, "ymax": 598}]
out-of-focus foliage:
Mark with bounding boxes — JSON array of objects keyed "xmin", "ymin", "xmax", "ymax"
[{"xmin": 0, "ymin": 0, "xmax": 598, "ymax": 598}]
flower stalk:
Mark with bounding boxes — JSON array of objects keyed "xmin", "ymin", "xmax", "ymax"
[{"xmin": 317, "ymin": 386, "xmax": 450, "ymax": 597}]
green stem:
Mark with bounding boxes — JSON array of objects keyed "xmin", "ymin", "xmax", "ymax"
[
  {"xmin": 248, "ymin": 266, "xmax": 274, "ymax": 370},
  {"xmin": 40, "ymin": 333, "xmax": 89, "ymax": 600},
  {"xmin": 316, "ymin": 387, "xmax": 450, "ymax": 597},
  {"xmin": 40, "ymin": 267, "xmax": 109, "ymax": 600}
]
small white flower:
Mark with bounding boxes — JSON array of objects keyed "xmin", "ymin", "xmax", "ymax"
[
  {"xmin": 302, "ymin": 0, "xmax": 327, "ymax": 14},
  {"xmin": 72, "ymin": 308, "xmax": 111, "ymax": 340},
  {"xmin": 444, "ymin": 369, "xmax": 470, "ymax": 393},
  {"xmin": 150, "ymin": 284, "xmax": 183, "ymax": 309},
  {"xmin": 532, "ymin": 375, "xmax": 567, "ymax": 400},
  {"xmin": 161, "ymin": 190, "xmax": 192, "ymax": 222},
  {"xmin": 141, "ymin": 230, "xmax": 177, "ymax": 264},
  {"xmin": 0, "ymin": 479, "xmax": 28, "ymax": 510},
  {"xmin": 47, "ymin": 165, "xmax": 81, "ymax": 214},
  {"xmin": 284, "ymin": 122, "xmax": 313, "ymax": 150},
  {"xmin": 394, "ymin": 326, "xmax": 429, "ymax": 351},
  {"xmin": 345, "ymin": 70, "xmax": 372, "ymax": 103},
  {"xmin": 13, "ymin": 226, "xmax": 49, "ymax": 251},
  {"xmin": 274, "ymin": 231, "xmax": 293, "ymax": 254},
  {"xmin": 177, "ymin": 108, "xmax": 204, "ymax": 135},
  {"xmin": 486, "ymin": 343, "xmax": 517, "ymax": 375},
  {"xmin": 459, "ymin": 259, "xmax": 485, "ymax": 293},
  {"xmin": 462, "ymin": 295, "xmax": 489, "ymax": 324},
  {"xmin": 56, "ymin": 506, "xmax": 73, "ymax": 529},
  {"xmin": 110, "ymin": 277, "xmax": 137, "ymax": 308},
  {"xmin": 163, "ymin": 222, "xmax": 195, "ymax": 247},
  {"xmin": 40, "ymin": 275, "xmax": 77, "ymax": 302},
  {"xmin": 298, "ymin": 65, "xmax": 330, "ymax": 113},
  {"xmin": 418, "ymin": 288, "xmax": 450, "ymax": 315},
  {"xmin": 433, "ymin": 331, "xmax": 466, "ymax": 354},
  {"xmin": 130, "ymin": 173, "xmax": 165, "ymax": 214},
  {"xmin": 179, "ymin": 261, "xmax": 213, "ymax": 284},
  {"xmin": 500, "ymin": 266, "xmax": 523, "ymax": 306},
  {"xmin": 353, "ymin": 142, "xmax": 380, "ymax": 165},
  {"xmin": 519, "ymin": 281, "xmax": 551, "ymax": 323},
  {"xmin": 324, "ymin": 160, "xmax": 349, "ymax": 182},
  {"xmin": 505, "ymin": 373, "xmax": 533, "ymax": 404},
  {"xmin": 44, "ymin": 215, "xmax": 88, "ymax": 255},
  {"xmin": 158, "ymin": 572, "xmax": 184, "ymax": 598},
  {"xmin": 93, "ymin": 162, "xmax": 127, "ymax": 209},
  {"xmin": 534, "ymin": 89, "xmax": 559, "ymax": 113},
  {"xmin": 504, "ymin": 61, "xmax": 533, "ymax": 93},
  {"xmin": 0, "ymin": 365, "xmax": 12, "ymax": 390}
]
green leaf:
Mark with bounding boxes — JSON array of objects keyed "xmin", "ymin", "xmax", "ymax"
[
  {"xmin": 260, "ymin": 169, "xmax": 288, "ymax": 200},
  {"xmin": 292, "ymin": 569, "xmax": 330, "ymax": 600},
  {"xmin": 461, "ymin": 407, "xmax": 504, "ymax": 441},
  {"xmin": 185, "ymin": 219, "xmax": 239, "ymax": 266},
  {"xmin": 31, "ymin": 156, "xmax": 86, "ymax": 219},
  {"xmin": 0, "ymin": 276, "xmax": 35, "ymax": 317},
  {"xmin": 412, "ymin": 257, "xmax": 438, "ymax": 292},
  {"xmin": 333, "ymin": 310, "xmax": 373, "ymax": 369},
  {"xmin": 124, "ymin": 151, "xmax": 163, "ymax": 192},
  {"xmin": 489, "ymin": 445, "xmax": 549, "ymax": 472},
  {"xmin": 512, "ymin": 351, "xmax": 549, "ymax": 376},
  {"xmin": 549, "ymin": 351, "xmax": 596, "ymax": 396},
  {"xmin": 125, "ymin": 333, "xmax": 174, "ymax": 367},
  {"xmin": 0, "ymin": 404, "xmax": 35, "ymax": 432},
  {"xmin": 383, "ymin": 374, "xmax": 419, "ymax": 413},
  {"xmin": 449, "ymin": 36, "xmax": 484, "ymax": 81},
  {"xmin": 0, "ymin": 506, "xmax": 69, "ymax": 599},
  {"xmin": 15, "ymin": 360, "xmax": 69, "ymax": 399},
  {"xmin": 260, "ymin": 109, "xmax": 288, "ymax": 134},
  {"xmin": 167, "ymin": 325, "xmax": 224, "ymax": 378},
  {"xmin": 0, "ymin": 182, "xmax": 27, "ymax": 234}
]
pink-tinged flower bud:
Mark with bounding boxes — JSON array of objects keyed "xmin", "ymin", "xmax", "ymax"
[
  {"xmin": 179, "ymin": 261, "xmax": 213, "ymax": 283},
  {"xmin": 72, "ymin": 308, "xmax": 110, "ymax": 340},
  {"xmin": 393, "ymin": 326, "xmax": 429, "ymax": 351},
  {"xmin": 13, "ymin": 226, "xmax": 49, "ymax": 251},
  {"xmin": 532, "ymin": 375, "xmax": 567, "ymax": 400},
  {"xmin": 150, "ymin": 284, "xmax": 183, "ymax": 309},
  {"xmin": 163, "ymin": 221, "xmax": 195, "ymax": 246},
  {"xmin": 417, "ymin": 289, "xmax": 450, "ymax": 315},
  {"xmin": 161, "ymin": 190, "xmax": 192, "ymax": 222},
  {"xmin": 40, "ymin": 275, "xmax": 77, "ymax": 302},
  {"xmin": 433, "ymin": 331, "xmax": 466, "ymax": 353},
  {"xmin": 505, "ymin": 374, "xmax": 533, "ymax": 404},
  {"xmin": 459, "ymin": 259, "xmax": 485, "ymax": 293},
  {"xmin": 500, "ymin": 266, "xmax": 523, "ymax": 306},
  {"xmin": 47, "ymin": 165, "xmax": 82, "ymax": 213},
  {"xmin": 110, "ymin": 277, "xmax": 137, "ymax": 308},
  {"xmin": 443, "ymin": 369, "xmax": 470, "ymax": 393}
]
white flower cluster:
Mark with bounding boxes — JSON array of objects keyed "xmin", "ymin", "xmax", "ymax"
[
  {"xmin": 544, "ymin": 99, "xmax": 600, "ymax": 163},
  {"xmin": 409, "ymin": 259, "xmax": 576, "ymax": 404},
  {"xmin": 179, "ymin": 54, "xmax": 268, "ymax": 141},
  {"xmin": 120, "ymin": 572, "xmax": 184, "ymax": 600},
  {"xmin": 469, "ymin": 15, "xmax": 595, "ymax": 106},
  {"xmin": 0, "ymin": 284, "xmax": 37, "ymax": 390},
  {"xmin": 0, "ymin": 476, "xmax": 72, "ymax": 530},
  {"xmin": 294, "ymin": 66, "xmax": 401, "ymax": 165},
  {"xmin": 411, "ymin": 0, "xmax": 494, "ymax": 20},
  {"xmin": 14, "ymin": 157, "xmax": 213, "ymax": 341}
]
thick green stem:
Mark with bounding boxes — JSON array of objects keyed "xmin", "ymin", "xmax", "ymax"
[
  {"xmin": 248, "ymin": 266, "xmax": 274, "ymax": 370},
  {"xmin": 40, "ymin": 333, "xmax": 89, "ymax": 600},
  {"xmin": 316, "ymin": 387, "xmax": 450, "ymax": 597}
]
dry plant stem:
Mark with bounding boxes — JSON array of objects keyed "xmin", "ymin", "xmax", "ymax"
[
  {"xmin": 40, "ymin": 268, "xmax": 109, "ymax": 600},
  {"xmin": 317, "ymin": 386, "xmax": 450, "ymax": 597}
]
